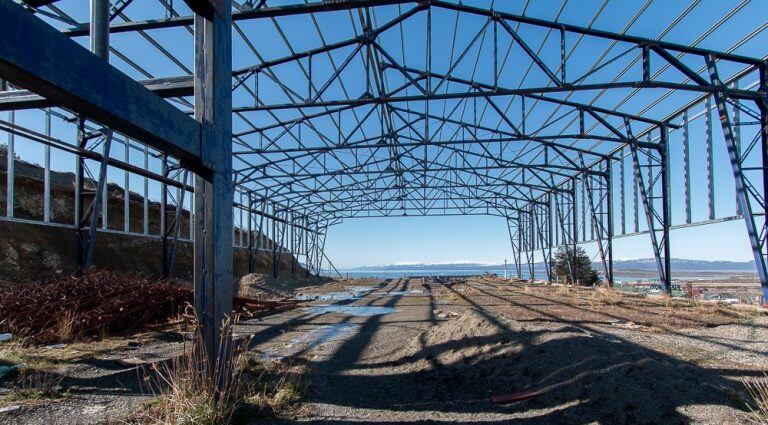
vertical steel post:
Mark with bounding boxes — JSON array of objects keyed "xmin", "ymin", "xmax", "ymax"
[
  {"xmin": 123, "ymin": 138, "xmax": 129, "ymax": 232},
  {"xmin": 629, "ymin": 136, "xmax": 671, "ymax": 295},
  {"xmin": 290, "ymin": 212, "xmax": 296, "ymax": 277},
  {"xmin": 619, "ymin": 148, "xmax": 625, "ymax": 235},
  {"xmin": 247, "ymin": 196, "xmax": 254, "ymax": 273},
  {"xmin": 193, "ymin": 0, "xmax": 234, "ymax": 376},
  {"xmin": 760, "ymin": 65, "xmax": 768, "ymax": 303},
  {"xmin": 660, "ymin": 126, "xmax": 672, "ymax": 294},
  {"xmin": 43, "ymin": 110, "xmax": 51, "ymax": 222},
  {"xmin": 5, "ymin": 110, "xmax": 12, "ymax": 218},
  {"xmin": 707, "ymin": 57, "xmax": 768, "ymax": 303},
  {"xmin": 90, "ymin": 0, "xmax": 109, "ymax": 60},
  {"xmin": 606, "ymin": 160, "xmax": 614, "ymax": 286},
  {"xmin": 548, "ymin": 194, "xmax": 553, "ymax": 279},
  {"xmin": 143, "ymin": 146, "xmax": 149, "ymax": 234},
  {"xmin": 161, "ymin": 156, "xmax": 169, "ymax": 274},
  {"xmin": 581, "ymin": 159, "xmax": 611, "ymax": 286},
  {"xmin": 81, "ymin": 131, "xmax": 112, "ymax": 269},
  {"xmin": 163, "ymin": 168, "xmax": 188, "ymax": 278},
  {"xmin": 74, "ymin": 3, "xmax": 111, "ymax": 272},
  {"xmin": 705, "ymin": 96, "xmax": 716, "ymax": 220},
  {"xmin": 682, "ymin": 110, "xmax": 692, "ymax": 224},
  {"xmin": 272, "ymin": 204, "xmax": 278, "ymax": 279},
  {"xmin": 506, "ymin": 216, "xmax": 522, "ymax": 278},
  {"xmin": 571, "ymin": 182, "xmax": 578, "ymax": 284}
]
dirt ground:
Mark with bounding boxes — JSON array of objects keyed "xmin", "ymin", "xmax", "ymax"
[{"xmin": 2, "ymin": 277, "xmax": 767, "ymax": 424}]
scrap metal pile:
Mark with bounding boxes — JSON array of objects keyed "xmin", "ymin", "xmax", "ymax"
[{"xmin": 0, "ymin": 271, "xmax": 296, "ymax": 343}]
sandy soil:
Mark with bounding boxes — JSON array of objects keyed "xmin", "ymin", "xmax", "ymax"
[
  {"xmin": 248, "ymin": 278, "xmax": 767, "ymax": 424},
  {"xmin": 2, "ymin": 277, "xmax": 767, "ymax": 424}
]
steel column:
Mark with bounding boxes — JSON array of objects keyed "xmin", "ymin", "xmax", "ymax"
[
  {"xmin": 629, "ymin": 127, "xmax": 671, "ymax": 295},
  {"xmin": 193, "ymin": 0, "xmax": 234, "ymax": 377},
  {"xmin": 707, "ymin": 57, "xmax": 768, "ymax": 303},
  {"xmin": 74, "ymin": 122, "xmax": 113, "ymax": 271}
]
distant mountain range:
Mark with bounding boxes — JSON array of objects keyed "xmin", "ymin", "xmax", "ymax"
[{"xmin": 345, "ymin": 258, "xmax": 756, "ymax": 272}]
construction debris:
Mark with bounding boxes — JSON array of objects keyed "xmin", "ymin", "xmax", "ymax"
[{"xmin": 491, "ymin": 389, "xmax": 548, "ymax": 404}]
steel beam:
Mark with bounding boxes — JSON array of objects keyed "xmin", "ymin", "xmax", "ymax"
[
  {"xmin": 0, "ymin": 0, "xmax": 203, "ymax": 169},
  {"xmin": 0, "ymin": 76, "xmax": 194, "ymax": 111},
  {"xmin": 62, "ymin": 0, "xmax": 419, "ymax": 36},
  {"xmin": 193, "ymin": 0, "xmax": 234, "ymax": 379}
]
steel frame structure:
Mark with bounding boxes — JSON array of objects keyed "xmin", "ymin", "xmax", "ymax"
[{"xmin": 1, "ymin": 0, "xmax": 768, "ymax": 369}]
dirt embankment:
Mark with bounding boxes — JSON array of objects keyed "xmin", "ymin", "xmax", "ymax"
[{"xmin": 0, "ymin": 152, "xmax": 308, "ymax": 285}]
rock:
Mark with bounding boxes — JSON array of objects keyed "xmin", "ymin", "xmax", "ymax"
[
  {"xmin": 82, "ymin": 405, "xmax": 107, "ymax": 415},
  {"xmin": 67, "ymin": 385, "xmax": 97, "ymax": 393},
  {"xmin": 116, "ymin": 357, "xmax": 147, "ymax": 366},
  {"xmin": 0, "ymin": 405, "xmax": 21, "ymax": 414},
  {"xmin": 0, "ymin": 363, "xmax": 26, "ymax": 379},
  {"xmin": 0, "ymin": 333, "xmax": 12, "ymax": 342}
]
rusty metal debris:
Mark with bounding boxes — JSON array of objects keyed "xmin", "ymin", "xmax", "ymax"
[{"xmin": 0, "ymin": 271, "xmax": 297, "ymax": 343}]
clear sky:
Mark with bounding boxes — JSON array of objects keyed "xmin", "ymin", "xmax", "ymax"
[
  {"xmin": 325, "ymin": 215, "xmax": 754, "ymax": 268},
  {"xmin": 5, "ymin": 1, "xmax": 766, "ymax": 270}
]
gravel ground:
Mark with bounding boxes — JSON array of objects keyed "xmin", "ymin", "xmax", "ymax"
[{"xmin": 2, "ymin": 277, "xmax": 766, "ymax": 424}]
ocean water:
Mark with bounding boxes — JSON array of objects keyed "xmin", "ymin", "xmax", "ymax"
[{"xmin": 330, "ymin": 269, "xmax": 747, "ymax": 283}]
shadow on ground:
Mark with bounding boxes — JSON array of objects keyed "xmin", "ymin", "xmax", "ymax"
[{"xmin": 269, "ymin": 279, "xmax": 754, "ymax": 424}]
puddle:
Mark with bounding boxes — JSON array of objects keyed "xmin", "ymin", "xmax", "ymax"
[
  {"xmin": 256, "ymin": 324, "xmax": 360, "ymax": 360},
  {"xmin": 291, "ymin": 323, "xmax": 360, "ymax": 347},
  {"xmin": 305, "ymin": 305, "xmax": 399, "ymax": 316},
  {"xmin": 373, "ymin": 289, "xmax": 424, "ymax": 296},
  {"xmin": 295, "ymin": 286, "xmax": 375, "ymax": 301}
]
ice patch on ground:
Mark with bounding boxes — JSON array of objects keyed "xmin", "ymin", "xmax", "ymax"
[
  {"xmin": 305, "ymin": 305, "xmax": 399, "ymax": 316},
  {"xmin": 295, "ymin": 286, "xmax": 375, "ymax": 301}
]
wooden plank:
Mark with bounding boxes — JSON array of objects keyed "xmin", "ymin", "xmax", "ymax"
[{"xmin": 0, "ymin": 0, "xmax": 203, "ymax": 169}]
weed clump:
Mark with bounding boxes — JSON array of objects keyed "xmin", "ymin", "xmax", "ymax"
[
  {"xmin": 1, "ymin": 369, "xmax": 66, "ymax": 404},
  {"xmin": 590, "ymin": 287, "xmax": 623, "ymax": 306},
  {"xmin": 132, "ymin": 314, "xmax": 305, "ymax": 424}
]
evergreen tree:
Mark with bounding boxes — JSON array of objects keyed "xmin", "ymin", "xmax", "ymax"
[{"xmin": 551, "ymin": 245, "xmax": 599, "ymax": 286}]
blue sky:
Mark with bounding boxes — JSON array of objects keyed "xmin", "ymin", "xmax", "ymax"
[
  {"xmin": 5, "ymin": 1, "xmax": 767, "ymax": 269},
  {"xmin": 325, "ymin": 215, "xmax": 754, "ymax": 268}
]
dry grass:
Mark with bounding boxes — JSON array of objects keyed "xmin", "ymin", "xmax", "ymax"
[
  {"xmin": 0, "ymin": 369, "xmax": 66, "ymax": 406},
  {"xmin": 555, "ymin": 285, "xmax": 572, "ymax": 296},
  {"xmin": 239, "ymin": 357, "xmax": 305, "ymax": 418},
  {"xmin": 589, "ymin": 287, "xmax": 623, "ymax": 306},
  {"xmin": 55, "ymin": 310, "xmax": 77, "ymax": 342},
  {"xmin": 134, "ymin": 315, "xmax": 242, "ymax": 425},
  {"xmin": 690, "ymin": 300, "xmax": 764, "ymax": 320},
  {"xmin": 131, "ymin": 313, "xmax": 305, "ymax": 424},
  {"xmin": 744, "ymin": 373, "xmax": 768, "ymax": 424}
]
